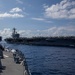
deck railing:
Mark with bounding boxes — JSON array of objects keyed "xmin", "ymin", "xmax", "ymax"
[{"xmin": 13, "ymin": 49, "xmax": 31, "ymax": 75}]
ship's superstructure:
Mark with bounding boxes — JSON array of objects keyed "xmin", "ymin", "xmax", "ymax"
[{"xmin": 12, "ymin": 28, "xmax": 20, "ymax": 39}]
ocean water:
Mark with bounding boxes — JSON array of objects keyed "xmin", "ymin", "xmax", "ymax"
[{"xmin": 1, "ymin": 42, "xmax": 75, "ymax": 75}]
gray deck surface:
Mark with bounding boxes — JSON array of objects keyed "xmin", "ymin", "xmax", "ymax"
[{"xmin": 1, "ymin": 51, "xmax": 25, "ymax": 75}]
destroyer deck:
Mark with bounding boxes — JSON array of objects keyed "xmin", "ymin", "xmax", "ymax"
[{"xmin": 1, "ymin": 51, "xmax": 28, "ymax": 75}]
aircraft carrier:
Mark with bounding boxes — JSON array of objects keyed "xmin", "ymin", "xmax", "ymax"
[{"xmin": 4, "ymin": 28, "xmax": 75, "ymax": 48}]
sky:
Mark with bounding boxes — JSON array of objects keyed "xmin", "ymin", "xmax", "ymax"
[{"xmin": 0, "ymin": 0, "xmax": 75, "ymax": 38}]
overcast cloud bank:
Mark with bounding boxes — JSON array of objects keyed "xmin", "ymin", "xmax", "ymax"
[{"xmin": 0, "ymin": 26, "xmax": 75, "ymax": 39}]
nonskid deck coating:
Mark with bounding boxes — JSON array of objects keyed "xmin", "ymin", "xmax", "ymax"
[{"xmin": 1, "ymin": 51, "xmax": 25, "ymax": 75}]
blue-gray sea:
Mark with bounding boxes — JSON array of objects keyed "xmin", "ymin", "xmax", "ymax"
[{"xmin": 1, "ymin": 41, "xmax": 75, "ymax": 75}]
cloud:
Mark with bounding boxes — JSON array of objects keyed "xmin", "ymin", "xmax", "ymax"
[
  {"xmin": 0, "ymin": 28, "xmax": 12, "ymax": 39},
  {"xmin": 32, "ymin": 17, "xmax": 45, "ymax": 21},
  {"xmin": 10, "ymin": 7, "xmax": 22, "ymax": 13},
  {"xmin": 31, "ymin": 17, "xmax": 52, "ymax": 23},
  {"xmin": 0, "ymin": 26, "xmax": 75, "ymax": 39},
  {"xmin": 16, "ymin": 0, "xmax": 23, "ymax": 4},
  {"xmin": 44, "ymin": 0, "xmax": 75, "ymax": 19},
  {"xmin": 0, "ymin": 7, "xmax": 24, "ymax": 18},
  {"xmin": 0, "ymin": 12, "xmax": 24, "ymax": 18}
]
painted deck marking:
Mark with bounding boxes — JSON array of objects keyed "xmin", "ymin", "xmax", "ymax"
[{"xmin": 4, "ymin": 55, "xmax": 9, "ymax": 57}]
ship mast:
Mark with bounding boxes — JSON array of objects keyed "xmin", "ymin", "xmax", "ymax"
[
  {"xmin": 12, "ymin": 28, "xmax": 16, "ymax": 38},
  {"xmin": 13, "ymin": 28, "xmax": 16, "ymax": 34}
]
